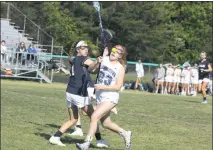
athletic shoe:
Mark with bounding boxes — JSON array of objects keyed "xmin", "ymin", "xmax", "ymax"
[
  {"xmin": 76, "ymin": 142, "xmax": 90, "ymax": 150},
  {"xmin": 202, "ymin": 100, "xmax": 207, "ymax": 104},
  {"xmin": 49, "ymin": 136, "xmax": 66, "ymax": 146},
  {"xmin": 68, "ymin": 128, "xmax": 83, "ymax": 136},
  {"xmin": 120, "ymin": 130, "xmax": 132, "ymax": 150},
  {"xmin": 96, "ymin": 139, "xmax": 110, "ymax": 148}
]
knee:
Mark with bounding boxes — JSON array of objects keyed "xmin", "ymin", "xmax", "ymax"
[
  {"xmin": 91, "ymin": 114, "xmax": 99, "ymax": 123},
  {"xmin": 101, "ymin": 121, "xmax": 111, "ymax": 129}
]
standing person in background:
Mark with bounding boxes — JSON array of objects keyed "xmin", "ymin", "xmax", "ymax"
[
  {"xmin": 181, "ymin": 64, "xmax": 191, "ymax": 96},
  {"xmin": 1, "ymin": 40, "xmax": 7, "ymax": 63},
  {"xmin": 164, "ymin": 63, "xmax": 174, "ymax": 94},
  {"xmin": 171, "ymin": 64, "xmax": 182, "ymax": 95},
  {"xmin": 27, "ymin": 44, "xmax": 37, "ymax": 67},
  {"xmin": 198, "ymin": 52, "xmax": 212, "ymax": 104},
  {"xmin": 135, "ymin": 58, "xmax": 144, "ymax": 89},
  {"xmin": 16, "ymin": 42, "xmax": 27, "ymax": 65},
  {"xmin": 190, "ymin": 63, "xmax": 199, "ymax": 96},
  {"xmin": 155, "ymin": 64, "xmax": 165, "ymax": 94}
]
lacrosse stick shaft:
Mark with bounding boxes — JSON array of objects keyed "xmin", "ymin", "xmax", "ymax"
[{"xmin": 93, "ymin": 1, "xmax": 106, "ymax": 94}]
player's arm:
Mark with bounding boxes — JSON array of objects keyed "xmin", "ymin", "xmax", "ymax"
[
  {"xmin": 204, "ymin": 64, "xmax": 212, "ymax": 72},
  {"xmin": 84, "ymin": 57, "xmax": 102, "ymax": 73},
  {"xmin": 95, "ymin": 66, "xmax": 125, "ymax": 91}
]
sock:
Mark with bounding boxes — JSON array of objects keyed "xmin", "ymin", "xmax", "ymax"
[
  {"xmin": 119, "ymin": 129, "xmax": 126, "ymax": 137},
  {"xmin": 203, "ymin": 97, "xmax": 207, "ymax": 101},
  {"xmin": 85, "ymin": 135, "xmax": 93, "ymax": 143},
  {"xmin": 54, "ymin": 130, "xmax": 63, "ymax": 137},
  {"xmin": 95, "ymin": 133, "xmax": 102, "ymax": 140},
  {"xmin": 76, "ymin": 125, "xmax": 82, "ymax": 129}
]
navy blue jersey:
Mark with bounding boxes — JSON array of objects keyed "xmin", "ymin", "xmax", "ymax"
[
  {"xmin": 198, "ymin": 60, "xmax": 210, "ymax": 79},
  {"xmin": 66, "ymin": 56, "xmax": 89, "ymax": 96}
]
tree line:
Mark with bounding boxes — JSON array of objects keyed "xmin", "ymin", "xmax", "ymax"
[{"xmin": 7, "ymin": 2, "xmax": 213, "ymax": 64}]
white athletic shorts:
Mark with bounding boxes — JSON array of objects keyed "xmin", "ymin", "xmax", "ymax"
[
  {"xmin": 158, "ymin": 79, "xmax": 164, "ymax": 82},
  {"xmin": 66, "ymin": 92, "xmax": 91, "ymax": 108},
  {"xmin": 165, "ymin": 76, "xmax": 173, "ymax": 82},
  {"xmin": 191, "ymin": 78, "xmax": 199, "ymax": 84},
  {"xmin": 137, "ymin": 72, "xmax": 143, "ymax": 78},
  {"xmin": 181, "ymin": 79, "xmax": 190, "ymax": 84},
  {"xmin": 199, "ymin": 78, "xmax": 210, "ymax": 84},
  {"xmin": 173, "ymin": 77, "xmax": 181, "ymax": 83},
  {"xmin": 95, "ymin": 91, "xmax": 119, "ymax": 105}
]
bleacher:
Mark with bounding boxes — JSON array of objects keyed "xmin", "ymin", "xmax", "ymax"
[
  {"xmin": 0, "ymin": 4, "xmax": 53, "ymax": 83},
  {"xmin": 1, "ymin": 18, "xmax": 34, "ymax": 49}
]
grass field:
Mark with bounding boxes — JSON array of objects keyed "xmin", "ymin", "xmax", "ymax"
[{"xmin": 1, "ymin": 80, "xmax": 212, "ymax": 150}]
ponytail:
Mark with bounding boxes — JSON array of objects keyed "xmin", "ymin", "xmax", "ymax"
[{"xmin": 118, "ymin": 46, "xmax": 127, "ymax": 67}]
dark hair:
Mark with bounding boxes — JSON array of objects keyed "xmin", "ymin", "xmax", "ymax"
[{"xmin": 1, "ymin": 40, "xmax": 6, "ymax": 43}]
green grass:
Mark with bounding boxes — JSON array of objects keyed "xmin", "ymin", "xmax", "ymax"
[
  {"xmin": 1, "ymin": 80, "xmax": 212, "ymax": 150},
  {"xmin": 55, "ymin": 72, "xmax": 153, "ymax": 83}
]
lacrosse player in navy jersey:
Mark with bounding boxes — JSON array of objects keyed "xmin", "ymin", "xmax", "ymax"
[
  {"xmin": 198, "ymin": 52, "xmax": 212, "ymax": 104},
  {"xmin": 49, "ymin": 41, "xmax": 109, "ymax": 147}
]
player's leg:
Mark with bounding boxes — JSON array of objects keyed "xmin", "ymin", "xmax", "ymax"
[
  {"xmin": 100, "ymin": 113, "xmax": 132, "ymax": 149},
  {"xmin": 81, "ymin": 104, "xmax": 109, "ymax": 148},
  {"xmin": 69, "ymin": 111, "xmax": 83, "ymax": 136},
  {"xmin": 201, "ymin": 79, "xmax": 209, "ymax": 103},
  {"xmin": 155, "ymin": 80, "xmax": 160, "ymax": 93},
  {"xmin": 168, "ymin": 80, "xmax": 172, "ymax": 94},
  {"xmin": 49, "ymin": 105, "xmax": 78, "ymax": 146},
  {"xmin": 164, "ymin": 81, "xmax": 168, "ymax": 94},
  {"xmin": 198, "ymin": 80, "xmax": 202, "ymax": 93},
  {"xmin": 77, "ymin": 101, "xmax": 131, "ymax": 150}
]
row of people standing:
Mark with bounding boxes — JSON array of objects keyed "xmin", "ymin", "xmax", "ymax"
[{"xmin": 153, "ymin": 52, "xmax": 212, "ymax": 103}]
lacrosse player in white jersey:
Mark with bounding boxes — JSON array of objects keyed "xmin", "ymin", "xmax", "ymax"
[
  {"xmin": 76, "ymin": 45, "xmax": 132, "ymax": 150},
  {"xmin": 164, "ymin": 63, "xmax": 174, "ymax": 94}
]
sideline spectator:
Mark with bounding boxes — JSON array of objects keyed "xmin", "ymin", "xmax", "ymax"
[
  {"xmin": 16, "ymin": 42, "xmax": 27, "ymax": 65},
  {"xmin": 27, "ymin": 44, "xmax": 37, "ymax": 67},
  {"xmin": 135, "ymin": 58, "xmax": 144, "ymax": 89},
  {"xmin": 155, "ymin": 64, "xmax": 166, "ymax": 94},
  {"xmin": 164, "ymin": 63, "xmax": 174, "ymax": 94},
  {"xmin": 1, "ymin": 40, "xmax": 7, "ymax": 63}
]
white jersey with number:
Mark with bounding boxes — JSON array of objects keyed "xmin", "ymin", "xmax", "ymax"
[{"xmin": 96, "ymin": 56, "xmax": 122, "ymax": 104}]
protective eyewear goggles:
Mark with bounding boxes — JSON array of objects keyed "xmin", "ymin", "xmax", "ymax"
[{"xmin": 111, "ymin": 47, "xmax": 123, "ymax": 55}]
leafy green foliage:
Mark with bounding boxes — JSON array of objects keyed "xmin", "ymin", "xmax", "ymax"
[{"xmin": 10, "ymin": 2, "xmax": 212, "ymax": 63}]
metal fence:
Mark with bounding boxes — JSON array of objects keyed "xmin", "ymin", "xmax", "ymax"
[
  {"xmin": 1, "ymin": 50, "xmax": 53, "ymax": 83},
  {"xmin": 1, "ymin": 2, "xmax": 54, "ymax": 52}
]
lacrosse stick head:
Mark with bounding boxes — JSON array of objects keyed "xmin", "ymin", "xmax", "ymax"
[
  {"xmin": 93, "ymin": 2, "xmax": 100, "ymax": 12},
  {"xmin": 100, "ymin": 28, "xmax": 113, "ymax": 47}
]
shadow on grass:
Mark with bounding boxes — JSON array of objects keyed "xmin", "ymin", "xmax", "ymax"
[
  {"xmin": 185, "ymin": 100, "xmax": 201, "ymax": 103},
  {"xmin": 31, "ymin": 122, "xmax": 121, "ymax": 150},
  {"xmin": 34, "ymin": 132, "xmax": 98, "ymax": 149}
]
